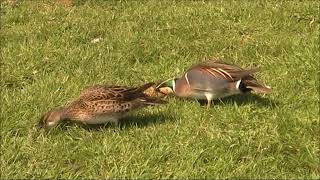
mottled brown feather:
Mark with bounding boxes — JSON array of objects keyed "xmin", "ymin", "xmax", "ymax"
[{"xmin": 39, "ymin": 82, "xmax": 167, "ymax": 128}]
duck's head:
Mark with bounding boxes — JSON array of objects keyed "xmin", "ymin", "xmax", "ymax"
[
  {"xmin": 38, "ymin": 107, "xmax": 65, "ymax": 128},
  {"xmin": 155, "ymin": 78, "xmax": 178, "ymax": 95}
]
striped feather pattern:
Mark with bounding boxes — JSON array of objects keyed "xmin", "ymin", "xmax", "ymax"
[{"xmin": 189, "ymin": 60, "xmax": 258, "ymax": 82}]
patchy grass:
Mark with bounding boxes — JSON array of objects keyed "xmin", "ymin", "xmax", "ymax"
[{"xmin": 1, "ymin": 0, "xmax": 319, "ymax": 179}]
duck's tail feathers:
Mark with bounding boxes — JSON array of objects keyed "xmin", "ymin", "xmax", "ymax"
[
  {"xmin": 139, "ymin": 97, "xmax": 168, "ymax": 106},
  {"xmin": 135, "ymin": 82, "xmax": 155, "ymax": 93},
  {"xmin": 123, "ymin": 82, "xmax": 155, "ymax": 99}
]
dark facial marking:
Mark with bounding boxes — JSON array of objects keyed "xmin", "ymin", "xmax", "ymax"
[{"xmin": 238, "ymin": 81, "xmax": 252, "ymax": 93}]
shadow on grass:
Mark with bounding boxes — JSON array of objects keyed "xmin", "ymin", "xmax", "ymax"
[
  {"xmin": 197, "ymin": 93, "xmax": 279, "ymax": 108},
  {"xmin": 121, "ymin": 113, "xmax": 172, "ymax": 128}
]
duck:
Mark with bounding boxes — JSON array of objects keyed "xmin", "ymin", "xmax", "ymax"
[
  {"xmin": 39, "ymin": 82, "xmax": 167, "ymax": 128},
  {"xmin": 156, "ymin": 59, "xmax": 272, "ymax": 108}
]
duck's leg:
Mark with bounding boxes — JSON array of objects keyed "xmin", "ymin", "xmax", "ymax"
[
  {"xmin": 204, "ymin": 93, "xmax": 213, "ymax": 109},
  {"xmin": 207, "ymin": 100, "xmax": 212, "ymax": 109}
]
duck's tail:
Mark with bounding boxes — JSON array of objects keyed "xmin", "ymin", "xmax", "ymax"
[
  {"xmin": 138, "ymin": 96, "xmax": 168, "ymax": 106},
  {"xmin": 133, "ymin": 82, "xmax": 168, "ymax": 105},
  {"xmin": 121, "ymin": 82, "xmax": 154, "ymax": 99},
  {"xmin": 123, "ymin": 82, "xmax": 168, "ymax": 103}
]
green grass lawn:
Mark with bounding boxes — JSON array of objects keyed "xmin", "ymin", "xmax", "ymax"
[{"xmin": 1, "ymin": 0, "xmax": 319, "ymax": 178}]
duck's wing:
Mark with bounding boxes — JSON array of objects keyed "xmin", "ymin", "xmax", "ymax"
[
  {"xmin": 79, "ymin": 82, "xmax": 164, "ymax": 101},
  {"xmin": 63, "ymin": 99, "xmax": 130, "ymax": 121},
  {"xmin": 65, "ymin": 96, "xmax": 166, "ymax": 121},
  {"xmin": 188, "ymin": 60, "xmax": 258, "ymax": 82},
  {"xmin": 197, "ymin": 60, "xmax": 271, "ymax": 93},
  {"xmin": 79, "ymin": 85, "xmax": 130, "ymax": 101}
]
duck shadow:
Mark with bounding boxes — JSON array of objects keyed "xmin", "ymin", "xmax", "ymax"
[
  {"xmin": 198, "ymin": 93, "xmax": 278, "ymax": 108},
  {"xmin": 121, "ymin": 113, "xmax": 172, "ymax": 128}
]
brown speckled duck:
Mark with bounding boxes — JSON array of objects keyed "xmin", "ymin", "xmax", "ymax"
[
  {"xmin": 39, "ymin": 82, "xmax": 167, "ymax": 128},
  {"xmin": 156, "ymin": 59, "xmax": 272, "ymax": 108}
]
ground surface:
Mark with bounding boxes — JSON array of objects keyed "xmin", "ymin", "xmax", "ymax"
[{"xmin": 1, "ymin": 0, "xmax": 319, "ymax": 179}]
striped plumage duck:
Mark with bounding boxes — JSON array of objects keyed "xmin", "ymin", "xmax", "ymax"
[{"xmin": 156, "ymin": 60, "xmax": 272, "ymax": 108}]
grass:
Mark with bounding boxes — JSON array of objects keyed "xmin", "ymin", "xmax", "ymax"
[{"xmin": 1, "ymin": 0, "xmax": 319, "ymax": 179}]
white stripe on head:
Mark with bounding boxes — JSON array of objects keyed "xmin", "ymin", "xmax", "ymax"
[
  {"xmin": 172, "ymin": 79, "xmax": 175, "ymax": 92},
  {"xmin": 236, "ymin": 79, "xmax": 242, "ymax": 89},
  {"xmin": 184, "ymin": 72, "xmax": 190, "ymax": 88}
]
